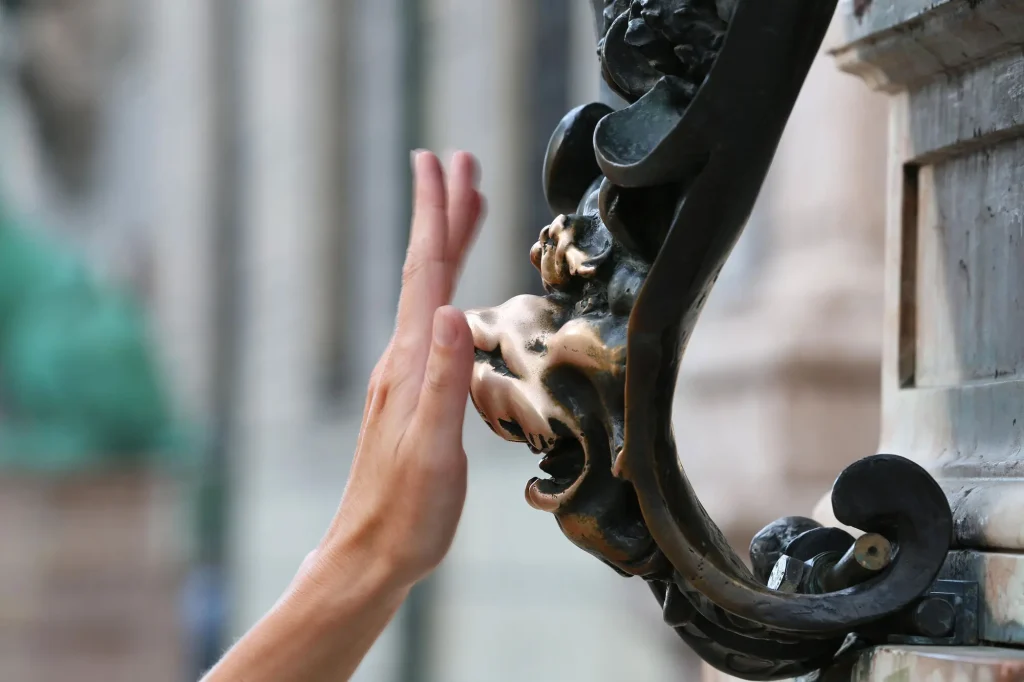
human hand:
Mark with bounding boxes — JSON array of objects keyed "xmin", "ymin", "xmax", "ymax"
[
  {"xmin": 201, "ymin": 151, "xmax": 483, "ymax": 682},
  {"xmin": 319, "ymin": 150, "xmax": 484, "ymax": 590}
]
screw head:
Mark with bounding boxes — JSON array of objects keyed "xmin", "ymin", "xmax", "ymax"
[
  {"xmin": 912, "ymin": 597, "xmax": 955, "ymax": 638},
  {"xmin": 768, "ymin": 555, "xmax": 807, "ymax": 593},
  {"xmin": 853, "ymin": 533, "xmax": 893, "ymax": 571}
]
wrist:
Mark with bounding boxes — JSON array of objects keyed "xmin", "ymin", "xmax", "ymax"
[{"xmin": 304, "ymin": 518, "xmax": 413, "ymax": 617}]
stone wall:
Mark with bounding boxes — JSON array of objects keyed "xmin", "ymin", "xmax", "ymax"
[{"xmin": 0, "ymin": 476, "xmax": 184, "ymax": 682}]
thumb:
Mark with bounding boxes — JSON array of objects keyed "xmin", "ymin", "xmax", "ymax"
[{"xmin": 413, "ymin": 306, "xmax": 474, "ymax": 444}]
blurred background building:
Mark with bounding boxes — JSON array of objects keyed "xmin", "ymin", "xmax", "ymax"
[{"xmin": 0, "ymin": 1, "xmax": 887, "ymax": 681}]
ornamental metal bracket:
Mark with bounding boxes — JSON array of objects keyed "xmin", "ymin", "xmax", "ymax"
[{"xmin": 465, "ymin": 1, "xmax": 955, "ymax": 679}]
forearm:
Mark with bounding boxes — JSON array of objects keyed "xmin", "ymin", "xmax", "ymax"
[{"xmin": 201, "ymin": 536, "xmax": 409, "ymax": 682}]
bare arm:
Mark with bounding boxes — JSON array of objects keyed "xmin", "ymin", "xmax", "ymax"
[{"xmin": 200, "ymin": 538, "xmax": 405, "ymax": 681}]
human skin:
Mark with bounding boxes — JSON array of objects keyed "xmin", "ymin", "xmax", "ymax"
[{"xmin": 201, "ymin": 150, "xmax": 484, "ymax": 682}]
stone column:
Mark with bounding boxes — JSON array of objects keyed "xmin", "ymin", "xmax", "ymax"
[
  {"xmin": 150, "ymin": 0, "xmax": 217, "ymax": 421},
  {"xmin": 230, "ymin": 0, "xmax": 343, "ymax": 634},
  {"xmin": 347, "ymin": 0, "xmax": 408, "ymax": 379},
  {"xmin": 423, "ymin": 0, "xmax": 529, "ymax": 312},
  {"xmin": 813, "ymin": 0, "xmax": 1024, "ymax": 675},
  {"xmin": 227, "ymin": 2, "xmax": 410, "ymax": 679}
]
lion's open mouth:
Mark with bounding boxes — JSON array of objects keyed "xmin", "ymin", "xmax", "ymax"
[
  {"xmin": 532, "ymin": 434, "xmax": 586, "ymax": 495},
  {"xmin": 489, "ymin": 410, "xmax": 587, "ymax": 499},
  {"xmin": 473, "ymin": 388, "xmax": 588, "ymax": 512},
  {"xmin": 522, "ymin": 418, "xmax": 589, "ymax": 513}
]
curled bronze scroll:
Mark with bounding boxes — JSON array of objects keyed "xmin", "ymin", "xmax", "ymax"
[{"xmin": 468, "ymin": 1, "xmax": 953, "ymax": 678}]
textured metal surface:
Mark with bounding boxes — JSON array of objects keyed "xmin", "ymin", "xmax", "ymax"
[{"xmin": 466, "ymin": 1, "xmax": 955, "ymax": 679}]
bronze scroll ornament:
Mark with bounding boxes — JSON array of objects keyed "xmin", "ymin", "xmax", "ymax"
[{"xmin": 467, "ymin": 1, "xmax": 953, "ymax": 679}]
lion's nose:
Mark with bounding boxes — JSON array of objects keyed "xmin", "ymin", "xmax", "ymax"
[{"xmin": 465, "ymin": 307, "xmax": 499, "ymax": 353}]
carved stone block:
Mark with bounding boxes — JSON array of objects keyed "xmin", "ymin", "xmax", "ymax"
[
  {"xmin": 807, "ymin": 0, "xmax": 1024, "ymax": 676},
  {"xmin": 829, "ymin": 0, "xmax": 1024, "ymax": 554}
]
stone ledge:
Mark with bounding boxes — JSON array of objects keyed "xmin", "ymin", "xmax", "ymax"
[
  {"xmin": 833, "ymin": 0, "xmax": 1024, "ymax": 92},
  {"xmin": 839, "ymin": 0, "xmax": 961, "ymax": 39},
  {"xmin": 905, "ymin": 49, "xmax": 1024, "ymax": 163},
  {"xmin": 848, "ymin": 644, "xmax": 1024, "ymax": 681}
]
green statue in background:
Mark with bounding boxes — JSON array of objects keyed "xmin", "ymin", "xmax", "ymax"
[
  {"xmin": 0, "ymin": 205, "xmax": 183, "ymax": 470},
  {"xmin": 0, "ymin": 0, "xmax": 185, "ymax": 469}
]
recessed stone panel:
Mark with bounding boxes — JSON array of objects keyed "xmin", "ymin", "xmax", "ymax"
[{"xmin": 907, "ymin": 138, "xmax": 1024, "ymax": 389}]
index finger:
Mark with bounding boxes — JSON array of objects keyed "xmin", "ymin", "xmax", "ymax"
[{"xmin": 387, "ymin": 151, "xmax": 453, "ymax": 413}]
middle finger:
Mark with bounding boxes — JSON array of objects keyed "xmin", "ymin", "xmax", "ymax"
[
  {"xmin": 390, "ymin": 151, "xmax": 451, "ymax": 408},
  {"xmin": 444, "ymin": 151, "xmax": 483, "ymax": 298}
]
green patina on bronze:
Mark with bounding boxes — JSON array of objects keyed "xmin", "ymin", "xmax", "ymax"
[{"xmin": 0, "ymin": 201, "xmax": 189, "ymax": 471}]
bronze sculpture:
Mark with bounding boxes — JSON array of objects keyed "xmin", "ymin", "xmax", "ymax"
[{"xmin": 468, "ymin": 1, "xmax": 958, "ymax": 678}]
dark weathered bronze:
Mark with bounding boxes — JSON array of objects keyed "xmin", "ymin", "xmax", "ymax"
[{"xmin": 467, "ymin": 1, "xmax": 954, "ymax": 678}]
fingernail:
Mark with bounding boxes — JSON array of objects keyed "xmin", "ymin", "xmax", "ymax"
[
  {"xmin": 433, "ymin": 308, "xmax": 457, "ymax": 348},
  {"xmin": 410, "ymin": 149, "xmax": 424, "ymax": 169}
]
